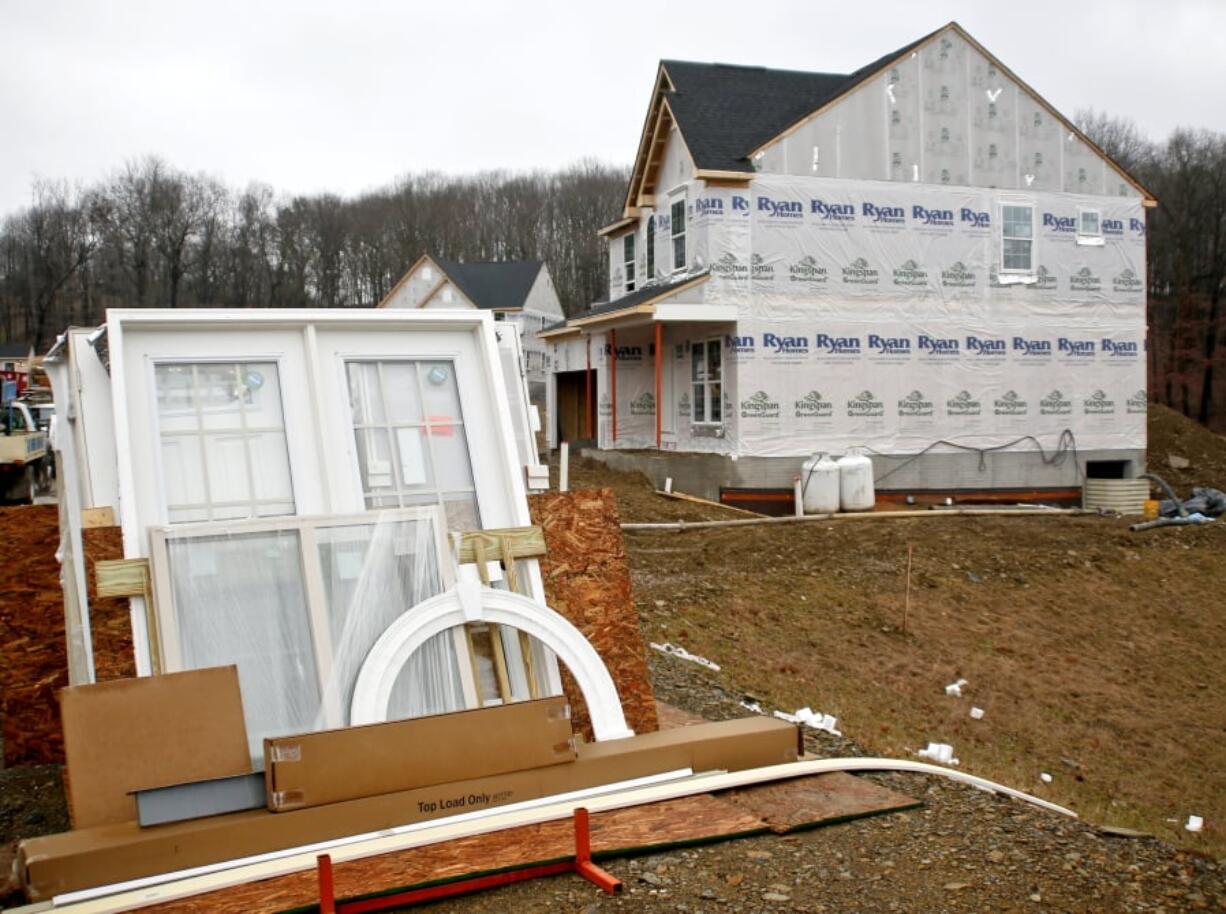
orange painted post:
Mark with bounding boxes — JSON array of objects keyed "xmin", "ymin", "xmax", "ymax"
[
  {"xmin": 654, "ymin": 322, "xmax": 663, "ymax": 449},
  {"xmin": 609, "ymin": 329, "xmax": 618, "ymax": 442}
]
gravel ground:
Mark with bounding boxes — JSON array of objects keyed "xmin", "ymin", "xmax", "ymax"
[{"xmin": 377, "ymin": 656, "xmax": 1224, "ymax": 914}]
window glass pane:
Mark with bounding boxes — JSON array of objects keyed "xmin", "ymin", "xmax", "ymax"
[
  {"xmin": 430, "ymin": 424, "xmax": 475, "ymax": 492},
  {"xmin": 355, "ymin": 426, "xmax": 400, "ymax": 493},
  {"xmin": 691, "ymin": 344, "xmax": 705, "ymax": 381},
  {"xmin": 1002, "ymin": 206, "xmax": 1032, "ymax": 238},
  {"xmin": 1080, "ymin": 210, "xmax": 1100, "ymax": 234},
  {"xmin": 156, "ymin": 361, "xmax": 293, "ymax": 522},
  {"xmin": 167, "ymin": 530, "xmax": 319, "ymax": 759},
  {"xmin": 673, "ymin": 235, "xmax": 686, "ymax": 270},
  {"xmin": 162, "ymin": 437, "xmax": 207, "ymax": 512},
  {"xmin": 671, "ymin": 199, "xmax": 685, "ymax": 233},
  {"xmin": 393, "ymin": 427, "xmax": 432, "ymax": 488},
  {"xmin": 710, "ymin": 383, "xmax": 722, "ymax": 421},
  {"xmin": 693, "ymin": 383, "xmax": 705, "ymax": 422},
  {"xmin": 1003, "ymin": 238, "xmax": 1032, "ymax": 270},
  {"xmin": 441, "ymin": 492, "xmax": 480, "ymax": 533},
  {"xmin": 382, "ymin": 362, "xmax": 421, "ymax": 423},
  {"xmin": 418, "ymin": 362, "xmax": 462, "ymax": 423},
  {"xmin": 316, "ymin": 516, "xmax": 446, "ymax": 722},
  {"xmin": 708, "ymin": 340, "xmax": 721, "ymax": 380},
  {"xmin": 624, "ymin": 233, "xmax": 634, "ymax": 259},
  {"xmin": 347, "ymin": 362, "xmax": 385, "ymax": 425}
]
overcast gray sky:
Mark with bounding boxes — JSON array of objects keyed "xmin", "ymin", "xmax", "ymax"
[{"xmin": 2, "ymin": 0, "xmax": 1224, "ymax": 215}]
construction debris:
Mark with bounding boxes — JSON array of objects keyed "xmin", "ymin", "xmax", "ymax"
[{"xmin": 650, "ymin": 641, "xmax": 721, "ymax": 671}]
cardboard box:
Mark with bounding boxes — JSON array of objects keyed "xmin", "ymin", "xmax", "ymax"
[
  {"xmin": 59, "ymin": 666, "xmax": 252, "ymax": 829},
  {"xmin": 264, "ymin": 697, "xmax": 575, "ymax": 812},
  {"xmin": 19, "ymin": 716, "xmax": 798, "ymax": 900}
]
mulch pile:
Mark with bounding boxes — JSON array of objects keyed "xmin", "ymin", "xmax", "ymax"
[{"xmin": 0, "ymin": 506, "xmax": 68, "ymax": 767}]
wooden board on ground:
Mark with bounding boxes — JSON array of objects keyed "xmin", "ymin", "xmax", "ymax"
[
  {"xmin": 721, "ymin": 771, "xmax": 921, "ymax": 833},
  {"xmin": 528, "ymin": 488, "xmax": 658, "ymax": 741},
  {"xmin": 139, "ymin": 794, "xmax": 768, "ymax": 914}
]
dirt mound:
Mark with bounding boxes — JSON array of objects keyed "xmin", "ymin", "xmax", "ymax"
[{"xmin": 1148, "ymin": 403, "xmax": 1226, "ymax": 492}]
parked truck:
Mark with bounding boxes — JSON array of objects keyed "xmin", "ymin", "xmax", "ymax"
[{"xmin": 1, "ymin": 393, "xmax": 51, "ymax": 504}]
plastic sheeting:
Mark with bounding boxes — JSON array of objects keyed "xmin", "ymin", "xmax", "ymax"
[{"xmin": 592, "ymin": 174, "xmax": 1146, "ymax": 459}]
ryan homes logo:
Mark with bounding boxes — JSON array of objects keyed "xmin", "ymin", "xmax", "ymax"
[
  {"xmin": 725, "ymin": 334, "xmax": 754, "ymax": 356},
  {"xmin": 789, "ymin": 255, "xmax": 828, "ymax": 284},
  {"xmin": 946, "ymin": 390, "xmax": 982, "ymax": 417},
  {"xmin": 965, "ymin": 335, "xmax": 1007, "ymax": 358},
  {"xmin": 762, "ymin": 332, "xmax": 810, "ymax": 357},
  {"xmin": 841, "ymin": 257, "xmax": 879, "ymax": 285},
  {"xmin": 1042, "ymin": 212, "xmax": 1078, "ymax": 234},
  {"xmin": 1102, "ymin": 218, "xmax": 1125, "ymax": 238},
  {"xmin": 941, "ymin": 261, "xmax": 976, "ymax": 288},
  {"xmin": 897, "ymin": 389, "xmax": 935, "ymax": 417},
  {"xmin": 740, "ymin": 390, "xmax": 781, "ymax": 419},
  {"xmin": 960, "ymin": 208, "xmax": 990, "ymax": 229},
  {"xmin": 868, "ymin": 334, "xmax": 912, "ymax": 358},
  {"xmin": 1127, "ymin": 389, "xmax": 1148, "ymax": 414},
  {"xmin": 893, "ymin": 259, "xmax": 929, "ymax": 287},
  {"xmin": 862, "ymin": 202, "xmax": 905, "ymax": 226},
  {"xmin": 1058, "ymin": 337, "xmax": 1096, "ymax": 359},
  {"xmin": 1113, "ymin": 268, "xmax": 1144, "ymax": 293},
  {"xmin": 810, "ymin": 199, "xmax": 856, "ymax": 222},
  {"xmin": 1083, "ymin": 390, "xmax": 1116, "ymax": 415},
  {"xmin": 846, "ymin": 390, "xmax": 885, "ymax": 418},
  {"xmin": 1012, "ymin": 336, "xmax": 1052, "ymax": 358},
  {"xmin": 994, "ymin": 390, "xmax": 1028, "ymax": 416},
  {"xmin": 757, "ymin": 196, "xmax": 804, "ymax": 221},
  {"xmin": 912, "ymin": 205, "xmax": 955, "ymax": 228},
  {"xmin": 813, "ymin": 333, "xmax": 862, "ymax": 357},
  {"xmin": 1102, "ymin": 339, "xmax": 1139, "ymax": 359},
  {"xmin": 1039, "ymin": 389, "xmax": 1072, "ymax": 416},
  {"xmin": 918, "ymin": 335, "xmax": 959, "ymax": 358},
  {"xmin": 794, "ymin": 390, "xmax": 834, "ymax": 419},
  {"xmin": 628, "ymin": 392, "xmax": 655, "ymax": 416}
]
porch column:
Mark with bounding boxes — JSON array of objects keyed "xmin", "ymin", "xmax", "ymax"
[
  {"xmin": 610, "ymin": 328, "xmax": 618, "ymax": 442},
  {"xmin": 585, "ymin": 337, "xmax": 593, "ymax": 439},
  {"xmin": 654, "ymin": 322, "xmax": 662, "ymax": 449}
]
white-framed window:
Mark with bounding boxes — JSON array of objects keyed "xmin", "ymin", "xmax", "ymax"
[
  {"xmin": 623, "ymin": 233, "xmax": 636, "ymax": 293},
  {"xmin": 690, "ymin": 339, "xmax": 722, "ymax": 425},
  {"xmin": 1077, "ymin": 207, "xmax": 1104, "ymax": 246},
  {"xmin": 1000, "ymin": 203, "xmax": 1035, "ymax": 272},
  {"xmin": 670, "ymin": 192, "xmax": 687, "ymax": 273},
  {"xmin": 646, "ymin": 216, "xmax": 656, "ymax": 282},
  {"xmin": 346, "ymin": 360, "xmax": 479, "ymax": 532},
  {"xmin": 154, "ymin": 361, "xmax": 295, "ymax": 523}
]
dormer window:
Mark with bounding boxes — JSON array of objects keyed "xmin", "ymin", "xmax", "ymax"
[
  {"xmin": 646, "ymin": 216, "xmax": 656, "ymax": 282},
  {"xmin": 623, "ymin": 233, "xmax": 636, "ymax": 293}
]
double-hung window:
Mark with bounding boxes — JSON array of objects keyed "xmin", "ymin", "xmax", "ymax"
[
  {"xmin": 691, "ymin": 339, "xmax": 722, "ymax": 425},
  {"xmin": 623, "ymin": 233, "xmax": 636, "ymax": 293},
  {"xmin": 346, "ymin": 360, "xmax": 479, "ymax": 532},
  {"xmin": 1001, "ymin": 204, "xmax": 1034, "ymax": 272},
  {"xmin": 154, "ymin": 362, "xmax": 295, "ymax": 523},
  {"xmin": 670, "ymin": 193, "xmax": 687, "ymax": 273},
  {"xmin": 646, "ymin": 216, "xmax": 656, "ymax": 282},
  {"xmin": 1077, "ymin": 208, "xmax": 1104, "ymax": 246}
]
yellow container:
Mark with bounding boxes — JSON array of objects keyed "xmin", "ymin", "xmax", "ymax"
[{"xmin": 1143, "ymin": 499, "xmax": 1160, "ymax": 519}]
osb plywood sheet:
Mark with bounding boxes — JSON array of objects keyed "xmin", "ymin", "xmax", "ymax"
[
  {"xmin": 142, "ymin": 794, "xmax": 767, "ymax": 914},
  {"xmin": 0, "ymin": 505, "xmax": 67, "ymax": 766},
  {"xmin": 81, "ymin": 526, "xmax": 135, "ymax": 682},
  {"xmin": 528, "ymin": 488, "xmax": 658, "ymax": 742},
  {"xmin": 722, "ymin": 772, "xmax": 921, "ymax": 834}
]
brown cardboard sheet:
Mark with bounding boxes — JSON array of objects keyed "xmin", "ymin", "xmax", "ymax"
[{"xmin": 59, "ymin": 666, "xmax": 251, "ymax": 829}]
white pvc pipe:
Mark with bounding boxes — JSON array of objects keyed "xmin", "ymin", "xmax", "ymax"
[
  {"xmin": 559, "ymin": 442, "xmax": 569, "ymax": 492},
  {"xmin": 49, "ymin": 757, "xmax": 1074, "ymax": 913}
]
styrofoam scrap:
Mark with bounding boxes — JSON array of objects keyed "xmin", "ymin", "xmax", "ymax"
[
  {"xmin": 969, "ymin": 706, "xmax": 984, "ymax": 720},
  {"xmin": 649, "ymin": 642, "xmax": 721, "ymax": 671},
  {"xmin": 740, "ymin": 700, "xmax": 763, "ymax": 714},
  {"xmin": 773, "ymin": 707, "xmax": 841, "ymax": 736},
  {"xmin": 1185, "ymin": 815, "xmax": 1204, "ymax": 833},
  {"xmin": 917, "ymin": 743, "xmax": 959, "ymax": 766},
  {"xmin": 1040, "ymin": 772, "xmax": 1053, "ymax": 784},
  {"xmin": 944, "ymin": 678, "xmax": 968, "ymax": 697}
]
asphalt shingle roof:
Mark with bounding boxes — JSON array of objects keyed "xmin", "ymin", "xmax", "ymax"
[
  {"xmin": 433, "ymin": 258, "xmax": 542, "ymax": 311},
  {"xmin": 0, "ymin": 342, "xmax": 32, "ymax": 359},
  {"xmin": 660, "ymin": 27, "xmax": 939, "ymax": 172},
  {"xmin": 568, "ymin": 272, "xmax": 709, "ymax": 324}
]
